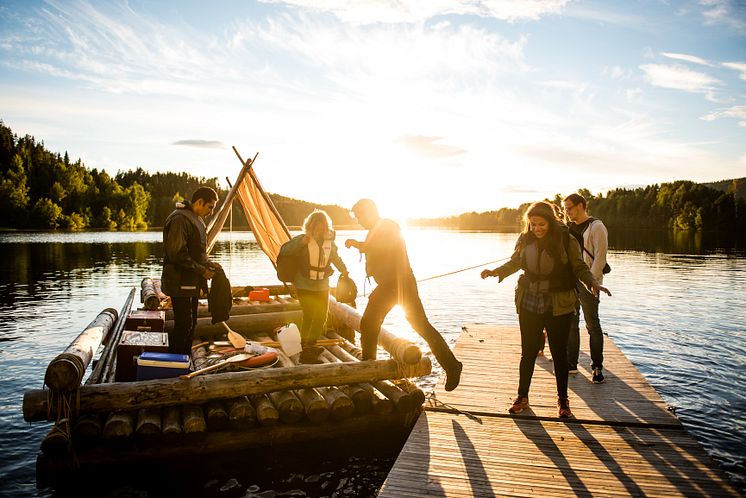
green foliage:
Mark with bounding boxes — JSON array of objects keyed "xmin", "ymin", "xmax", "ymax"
[{"xmin": 31, "ymin": 198, "xmax": 62, "ymax": 228}]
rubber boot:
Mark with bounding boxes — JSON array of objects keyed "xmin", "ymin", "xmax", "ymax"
[{"xmin": 300, "ymin": 342, "xmax": 323, "ymax": 364}]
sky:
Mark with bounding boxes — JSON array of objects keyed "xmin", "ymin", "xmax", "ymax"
[{"xmin": 0, "ymin": 0, "xmax": 745, "ymax": 218}]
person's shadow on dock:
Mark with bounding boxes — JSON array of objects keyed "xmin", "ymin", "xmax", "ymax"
[
  {"xmin": 452, "ymin": 419, "xmax": 497, "ymax": 498},
  {"xmin": 523, "ymin": 349, "xmax": 738, "ymax": 496}
]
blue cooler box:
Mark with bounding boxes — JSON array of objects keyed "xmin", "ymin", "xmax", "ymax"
[{"xmin": 136, "ymin": 352, "xmax": 190, "ymax": 380}]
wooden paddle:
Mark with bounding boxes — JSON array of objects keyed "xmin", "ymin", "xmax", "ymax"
[
  {"xmin": 221, "ymin": 321, "xmax": 246, "ymax": 349},
  {"xmin": 180, "ymin": 353, "xmax": 252, "ymax": 380}
]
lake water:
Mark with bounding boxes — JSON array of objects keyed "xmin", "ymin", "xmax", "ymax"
[{"xmin": 0, "ymin": 228, "xmax": 744, "ymax": 496}]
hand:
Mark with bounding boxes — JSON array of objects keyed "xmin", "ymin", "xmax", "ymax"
[
  {"xmin": 345, "ymin": 239, "xmax": 358, "ymax": 249},
  {"xmin": 480, "ymin": 269, "xmax": 495, "ymax": 279},
  {"xmin": 590, "ymin": 282, "xmax": 612, "ymax": 298}
]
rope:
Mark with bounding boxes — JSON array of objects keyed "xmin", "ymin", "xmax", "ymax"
[
  {"xmin": 417, "ymin": 258, "xmax": 508, "ymax": 284},
  {"xmin": 425, "ymin": 390, "xmax": 483, "ymax": 424}
]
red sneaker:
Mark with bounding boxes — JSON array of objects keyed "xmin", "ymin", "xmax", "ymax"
[
  {"xmin": 558, "ymin": 397, "xmax": 573, "ymax": 418},
  {"xmin": 508, "ymin": 396, "xmax": 529, "ymax": 414}
]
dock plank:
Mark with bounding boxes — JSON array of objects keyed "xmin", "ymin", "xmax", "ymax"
[{"xmin": 379, "ymin": 325, "xmax": 739, "ymax": 497}]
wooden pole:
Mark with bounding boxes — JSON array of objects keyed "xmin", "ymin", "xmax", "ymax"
[
  {"xmin": 45, "ymin": 308, "xmax": 118, "ymax": 392},
  {"xmin": 92, "ymin": 288, "xmax": 136, "ymax": 385},
  {"xmin": 24, "ymin": 357, "xmax": 432, "ymax": 421},
  {"xmin": 206, "ymin": 152, "xmax": 256, "ymax": 254}
]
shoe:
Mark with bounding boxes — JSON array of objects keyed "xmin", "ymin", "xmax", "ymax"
[
  {"xmin": 592, "ymin": 367, "xmax": 605, "ymax": 384},
  {"xmin": 444, "ymin": 361, "xmax": 463, "ymax": 391},
  {"xmin": 558, "ymin": 397, "xmax": 572, "ymax": 418},
  {"xmin": 299, "ymin": 349, "xmax": 323, "ymax": 364},
  {"xmin": 508, "ymin": 396, "xmax": 529, "ymax": 414},
  {"xmin": 568, "ymin": 365, "xmax": 579, "ymax": 375}
]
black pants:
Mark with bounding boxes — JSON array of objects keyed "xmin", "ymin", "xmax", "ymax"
[
  {"xmin": 170, "ymin": 296, "xmax": 199, "ymax": 355},
  {"xmin": 517, "ymin": 309, "xmax": 573, "ymax": 399},
  {"xmin": 297, "ymin": 289, "xmax": 329, "ymax": 344},
  {"xmin": 360, "ymin": 276, "xmax": 457, "ymax": 370}
]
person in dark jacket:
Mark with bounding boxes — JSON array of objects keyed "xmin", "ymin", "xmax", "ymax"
[
  {"xmin": 345, "ymin": 199, "xmax": 463, "ymax": 391},
  {"xmin": 161, "ymin": 186, "xmax": 219, "ymax": 355},
  {"xmin": 279, "ymin": 210, "xmax": 348, "ymax": 363},
  {"xmin": 481, "ymin": 201, "xmax": 610, "ymax": 418}
]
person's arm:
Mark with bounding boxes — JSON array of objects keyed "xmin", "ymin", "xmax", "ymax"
[
  {"xmin": 481, "ymin": 241, "xmax": 522, "ymax": 281},
  {"xmin": 587, "ymin": 221, "xmax": 608, "ymax": 280},
  {"xmin": 165, "ymin": 216, "xmax": 209, "ymax": 277},
  {"xmin": 344, "ymin": 238, "xmax": 365, "ymax": 252},
  {"xmin": 329, "ymin": 242, "xmax": 348, "ymax": 276},
  {"xmin": 569, "ymin": 236, "xmax": 610, "ymax": 297}
]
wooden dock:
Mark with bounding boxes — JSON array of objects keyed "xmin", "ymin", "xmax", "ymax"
[{"xmin": 379, "ymin": 325, "xmax": 740, "ymax": 497}]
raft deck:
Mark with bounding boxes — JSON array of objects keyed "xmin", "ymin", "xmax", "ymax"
[{"xmin": 380, "ymin": 324, "xmax": 740, "ymax": 497}]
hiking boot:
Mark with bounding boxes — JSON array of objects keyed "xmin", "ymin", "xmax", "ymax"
[
  {"xmin": 592, "ymin": 367, "xmax": 605, "ymax": 384},
  {"xmin": 558, "ymin": 397, "xmax": 572, "ymax": 418},
  {"xmin": 568, "ymin": 365, "xmax": 579, "ymax": 375},
  {"xmin": 299, "ymin": 348, "xmax": 323, "ymax": 364},
  {"xmin": 444, "ymin": 361, "xmax": 463, "ymax": 392},
  {"xmin": 508, "ymin": 396, "xmax": 529, "ymax": 414}
]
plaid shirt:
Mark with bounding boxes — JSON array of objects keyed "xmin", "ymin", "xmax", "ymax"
[{"xmin": 521, "ymin": 286, "xmax": 550, "ymax": 314}]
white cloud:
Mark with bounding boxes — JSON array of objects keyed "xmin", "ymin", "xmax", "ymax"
[
  {"xmin": 701, "ymin": 105, "xmax": 746, "ymax": 127},
  {"xmin": 603, "ymin": 65, "xmax": 627, "ymax": 79},
  {"xmin": 660, "ymin": 52, "xmax": 712, "ymax": 66},
  {"xmin": 259, "ymin": 0, "xmax": 571, "ymax": 23},
  {"xmin": 723, "ymin": 61, "xmax": 746, "ymax": 81},
  {"xmin": 698, "ymin": 0, "xmax": 746, "ymax": 30},
  {"xmin": 640, "ymin": 63, "xmax": 720, "ymax": 93}
]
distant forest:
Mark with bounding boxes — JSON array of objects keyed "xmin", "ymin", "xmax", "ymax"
[
  {"xmin": 0, "ymin": 120, "xmax": 743, "ymax": 233},
  {"xmin": 0, "ymin": 121, "xmax": 352, "ymax": 230},
  {"xmin": 411, "ymin": 181, "xmax": 746, "ymax": 232}
]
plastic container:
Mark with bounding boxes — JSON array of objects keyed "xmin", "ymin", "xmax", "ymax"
[
  {"xmin": 248, "ymin": 288, "xmax": 271, "ymax": 302},
  {"xmin": 136, "ymin": 352, "xmax": 190, "ymax": 380},
  {"xmin": 277, "ymin": 323, "xmax": 302, "ymax": 356}
]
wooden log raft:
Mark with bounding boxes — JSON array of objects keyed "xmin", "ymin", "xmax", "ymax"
[
  {"xmin": 44, "ymin": 308, "xmax": 118, "ymax": 392},
  {"xmin": 24, "ymin": 358, "xmax": 431, "ymax": 421}
]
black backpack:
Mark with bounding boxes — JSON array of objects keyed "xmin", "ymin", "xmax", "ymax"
[
  {"xmin": 276, "ymin": 240, "xmax": 300, "ymax": 283},
  {"xmin": 568, "ymin": 218, "xmax": 611, "ymax": 274}
]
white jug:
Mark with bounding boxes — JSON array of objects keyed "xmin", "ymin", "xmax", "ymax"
[{"xmin": 277, "ymin": 323, "xmax": 302, "ymax": 356}]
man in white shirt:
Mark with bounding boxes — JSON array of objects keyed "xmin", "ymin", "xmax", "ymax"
[{"xmin": 563, "ymin": 193, "xmax": 609, "ymax": 384}]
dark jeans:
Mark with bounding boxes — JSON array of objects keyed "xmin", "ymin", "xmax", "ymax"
[
  {"xmin": 297, "ymin": 289, "xmax": 329, "ymax": 344},
  {"xmin": 517, "ymin": 309, "xmax": 573, "ymax": 399},
  {"xmin": 170, "ymin": 296, "xmax": 199, "ymax": 355},
  {"xmin": 567, "ymin": 283, "xmax": 604, "ymax": 370},
  {"xmin": 360, "ymin": 276, "xmax": 458, "ymax": 370}
]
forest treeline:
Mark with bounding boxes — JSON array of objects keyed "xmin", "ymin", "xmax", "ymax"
[
  {"xmin": 0, "ymin": 120, "xmax": 743, "ymax": 232},
  {"xmin": 0, "ymin": 121, "xmax": 352, "ymax": 229},
  {"xmin": 411, "ymin": 181, "xmax": 746, "ymax": 232}
]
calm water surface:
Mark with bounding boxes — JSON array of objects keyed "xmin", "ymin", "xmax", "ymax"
[{"xmin": 0, "ymin": 229, "xmax": 744, "ymax": 496}]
